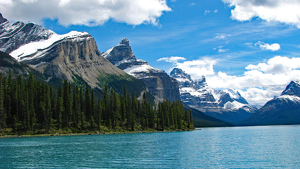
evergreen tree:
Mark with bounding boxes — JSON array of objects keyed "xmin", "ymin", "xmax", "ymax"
[
  {"xmin": 56, "ymin": 82, "xmax": 63, "ymax": 129},
  {"xmin": 96, "ymin": 98, "xmax": 102, "ymax": 130},
  {"xmin": 0, "ymin": 74, "xmax": 6, "ymax": 130},
  {"xmin": 90, "ymin": 90, "xmax": 95, "ymax": 129},
  {"xmin": 103, "ymin": 85, "xmax": 109, "ymax": 126},
  {"xmin": 72, "ymin": 86, "xmax": 80, "ymax": 130},
  {"xmin": 63, "ymin": 80, "xmax": 71, "ymax": 127},
  {"xmin": 85, "ymin": 84, "xmax": 91, "ymax": 122},
  {"xmin": 45, "ymin": 85, "xmax": 52, "ymax": 132},
  {"xmin": 27, "ymin": 73, "xmax": 36, "ymax": 130}
]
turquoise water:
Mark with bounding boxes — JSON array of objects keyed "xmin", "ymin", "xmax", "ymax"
[{"xmin": 1, "ymin": 125, "xmax": 300, "ymax": 168}]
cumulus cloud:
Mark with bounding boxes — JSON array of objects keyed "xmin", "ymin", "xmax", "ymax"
[
  {"xmin": 255, "ymin": 41, "xmax": 280, "ymax": 51},
  {"xmin": 157, "ymin": 56, "xmax": 186, "ymax": 63},
  {"xmin": 158, "ymin": 55, "xmax": 300, "ymax": 107},
  {"xmin": 190, "ymin": 3, "xmax": 196, "ymax": 6},
  {"xmin": 223, "ymin": 0, "xmax": 300, "ymax": 28},
  {"xmin": 158, "ymin": 56, "xmax": 217, "ymax": 79},
  {"xmin": 0, "ymin": 0, "xmax": 171, "ymax": 26}
]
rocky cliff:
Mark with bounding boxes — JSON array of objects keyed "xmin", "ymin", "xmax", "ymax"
[
  {"xmin": 170, "ymin": 68, "xmax": 256, "ymax": 124},
  {"xmin": 103, "ymin": 38, "xmax": 180, "ymax": 102},
  {"xmin": 0, "ymin": 14, "xmax": 147, "ymax": 95}
]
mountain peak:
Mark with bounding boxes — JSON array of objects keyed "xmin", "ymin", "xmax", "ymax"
[
  {"xmin": 281, "ymin": 80, "xmax": 300, "ymax": 97},
  {"xmin": 0, "ymin": 13, "xmax": 7, "ymax": 24},
  {"xmin": 120, "ymin": 38, "xmax": 130, "ymax": 46},
  {"xmin": 170, "ymin": 68, "xmax": 192, "ymax": 81}
]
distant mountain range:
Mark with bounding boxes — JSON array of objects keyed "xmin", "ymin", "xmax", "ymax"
[
  {"xmin": 240, "ymin": 81, "xmax": 300, "ymax": 126},
  {"xmin": 170, "ymin": 68, "xmax": 256, "ymax": 124}
]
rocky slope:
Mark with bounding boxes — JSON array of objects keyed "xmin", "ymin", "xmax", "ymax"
[
  {"xmin": 0, "ymin": 14, "xmax": 147, "ymax": 95},
  {"xmin": 103, "ymin": 38, "xmax": 180, "ymax": 102},
  {"xmin": 241, "ymin": 81, "xmax": 300, "ymax": 126},
  {"xmin": 170, "ymin": 68, "xmax": 256, "ymax": 124}
]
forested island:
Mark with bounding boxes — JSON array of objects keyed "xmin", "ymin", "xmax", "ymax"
[{"xmin": 0, "ymin": 71, "xmax": 194, "ymax": 136}]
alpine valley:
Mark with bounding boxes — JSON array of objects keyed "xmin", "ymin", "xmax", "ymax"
[
  {"xmin": 1, "ymin": 13, "xmax": 300, "ymax": 128},
  {"xmin": 0, "ymin": 14, "xmax": 231, "ymax": 128}
]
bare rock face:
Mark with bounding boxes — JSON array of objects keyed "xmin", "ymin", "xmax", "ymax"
[
  {"xmin": 0, "ymin": 14, "xmax": 136, "ymax": 91},
  {"xmin": 22, "ymin": 35, "xmax": 126, "ymax": 89},
  {"xmin": 103, "ymin": 38, "xmax": 181, "ymax": 102}
]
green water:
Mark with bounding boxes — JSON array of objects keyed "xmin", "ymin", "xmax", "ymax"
[{"xmin": 1, "ymin": 125, "xmax": 300, "ymax": 168}]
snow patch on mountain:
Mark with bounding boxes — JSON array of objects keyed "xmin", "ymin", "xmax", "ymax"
[
  {"xmin": 170, "ymin": 68, "xmax": 253, "ymax": 112},
  {"xmin": 124, "ymin": 64, "xmax": 164, "ymax": 76},
  {"xmin": 223, "ymin": 101, "xmax": 246, "ymax": 110},
  {"xmin": 102, "ymin": 47, "xmax": 113, "ymax": 58},
  {"xmin": 9, "ymin": 31, "xmax": 90, "ymax": 61}
]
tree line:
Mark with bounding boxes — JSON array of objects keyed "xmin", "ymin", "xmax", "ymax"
[{"xmin": 0, "ymin": 71, "xmax": 194, "ymax": 135}]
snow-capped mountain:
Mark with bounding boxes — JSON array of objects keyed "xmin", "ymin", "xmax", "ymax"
[
  {"xmin": 0, "ymin": 14, "xmax": 148, "ymax": 96},
  {"xmin": 103, "ymin": 38, "xmax": 180, "ymax": 102},
  {"xmin": 241, "ymin": 81, "xmax": 300, "ymax": 126},
  {"xmin": 170, "ymin": 68, "xmax": 256, "ymax": 124}
]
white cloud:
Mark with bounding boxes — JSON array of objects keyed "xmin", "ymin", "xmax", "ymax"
[
  {"xmin": 214, "ymin": 33, "xmax": 230, "ymax": 39},
  {"xmin": 218, "ymin": 49, "xmax": 229, "ymax": 53},
  {"xmin": 157, "ymin": 56, "xmax": 186, "ymax": 63},
  {"xmin": 223, "ymin": 0, "xmax": 300, "ymax": 28},
  {"xmin": 214, "ymin": 9, "xmax": 218, "ymax": 13},
  {"xmin": 190, "ymin": 3, "xmax": 195, "ymax": 6},
  {"xmin": 0, "ymin": 0, "xmax": 171, "ymax": 26},
  {"xmin": 204, "ymin": 10, "xmax": 211, "ymax": 15},
  {"xmin": 255, "ymin": 41, "xmax": 280, "ymax": 51},
  {"xmin": 159, "ymin": 55, "xmax": 300, "ymax": 107},
  {"xmin": 158, "ymin": 56, "xmax": 217, "ymax": 79}
]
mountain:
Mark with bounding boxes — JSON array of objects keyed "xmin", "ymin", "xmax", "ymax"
[
  {"xmin": 241, "ymin": 81, "xmax": 300, "ymax": 126},
  {"xmin": 103, "ymin": 38, "xmax": 180, "ymax": 102},
  {"xmin": 0, "ymin": 14, "xmax": 148, "ymax": 96},
  {"xmin": 170, "ymin": 68, "xmax": 256, "ymax": 124},
  {"xmin": 183, "ymin": 104, "xmax": 234, "ymax": 127}
]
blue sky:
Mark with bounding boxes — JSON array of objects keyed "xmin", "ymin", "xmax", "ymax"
[{"xmin": 2, "ymin": 0, "xmax": 300, "ymax": 107}]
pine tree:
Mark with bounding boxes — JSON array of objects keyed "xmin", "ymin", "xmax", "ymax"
[
  {"xmin": 27, "ymin": 73, "xmax": 36, "ymax": 130},
  {"xmin": 56, "ymin": 82, "xmax": 63, "ymax": 129},
  {"xmin": 0, "ymin": 74, "xmax": 7, "ymax": 130},
  {"xmin": 63, "ymin": 80, "xmax": 71, "ymax": 127},
  {"xmin": 90, "ymin": 90, "xmax": 95, "ymax": 129},
  {"xmin": 96, "ymin": 98, "xmax": 102, "ymax": 130},
  {"xmin": 103, "ymin": 85, "xmax": 109, "ymax": 126},
  {"xmin": 72, "ymin": 86, "xmax": 80, "ymax": 130},
  {"xmin": 85, "ymin": 84, "xmax": 91, "ymax": 122},
  {"xmin": 45, "ymin": 85, "xmax": 52, "ymax": 132}
]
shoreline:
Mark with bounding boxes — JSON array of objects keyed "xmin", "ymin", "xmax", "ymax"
[{"xmin": 0, "ymin": 129, "xmax": 196, "ymax": 138}]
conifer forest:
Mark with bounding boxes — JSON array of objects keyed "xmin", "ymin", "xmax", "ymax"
[{"xmin": 0, "ymin": 71, "xmax": 194, "ymax": 135}]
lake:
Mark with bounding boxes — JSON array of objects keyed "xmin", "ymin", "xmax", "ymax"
[{"xmin": 1, "ymin": 125, "xmax": 300, "ymax": 168}]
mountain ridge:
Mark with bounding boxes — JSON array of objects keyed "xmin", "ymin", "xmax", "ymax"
[
  {"xmin": 240, "ymin": 81, "xmax": 300, "ymax": 126},
  {"xmin": 103, "ymin": 38, "xmax": 181, "ymax": 102},
  {"xmin": 0, "ymin": 14, "xmax": 149, "ymax": 98},
  {"xmin": 170, "ymin": 68, "xmax": 256, "ymax": 124}
]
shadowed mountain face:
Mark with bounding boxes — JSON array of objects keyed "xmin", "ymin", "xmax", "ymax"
[
  {"xmin": 103, "ymin": 38, "xmax": 180, "ymax": 102},
  {"xmin": 241, "ymin": 81, "xmax": 300, "ymax": 126},
  {"xmin": 170, "ymin": 68, "xmax": 256, "ymax": 124}
]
